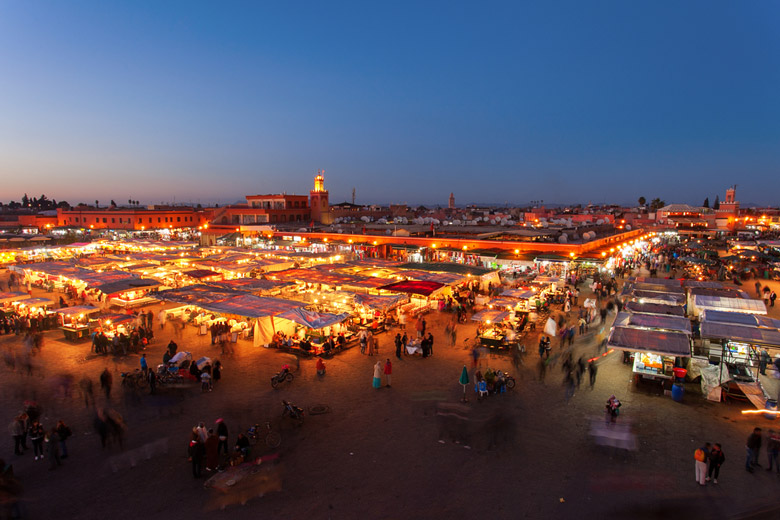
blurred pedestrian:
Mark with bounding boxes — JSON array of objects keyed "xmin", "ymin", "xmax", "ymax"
[
  {"xmin": 372, "ymin": 361, "xmax": 383, "ymax": 389},
  {"xmin": 55, "ymin": 420, "xmax": 72, "ymax": 459},
  {"xmin": 746, "ymin": 427, "xmax": 762, "ymax": 472},
  {"xmin": 588, "ymin": 360, "xmax": 598, "ymax": 389},
  {"xmin": 148, "ymin": 369, "xmax": 156, "ymax": 394},
  {"xmin": 9, "ymin": 415, "xmax": 25, "ymax": 455},
  {"xmin": 100, "ymin": 368, "xmax": 112, "ymax": 399},
  {"xmin": 394, "ymin": 334, "xmax": 402, "ymax": 359},
  {"xmin": 28, "ymin": 420, "xmax": 45, "ymax": 461},
  {"xmin": 384, "ymin": 359, "xmax": 392, "ymax": 387},
  {"xmin": 140, "ymin": 353, "xmax": 148, "ymax": 376},
  {"xmin": 47, "ymin": 428, "xmax": 62, "ymax": 469},
  {"xmin": 766, "ymin": 429, "xmax": 780, "ymax": 474},
  {"xmin": 707, "ymin": 443, "xmax": 725, "ymax": 483},
  {"xmin": 605, "ymin": 395, "xmax": 621, "ymax": 425},
  {"xmin": 216, "ymin": 419, "xmax": 229, "ymax": 456},
  {"xmin": 694, "ymin": 442, "xmax": 710, "ymax": 485}
]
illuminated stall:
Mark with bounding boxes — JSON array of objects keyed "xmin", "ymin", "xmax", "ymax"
[{"xmin": 57, "ymin": 305, "xmax": 101, "ymax": 340}]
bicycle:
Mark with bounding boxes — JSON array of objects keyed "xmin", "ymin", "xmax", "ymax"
[{"xmin": 247, "ymin": 422, "xmax": 281, "ymax": 449}]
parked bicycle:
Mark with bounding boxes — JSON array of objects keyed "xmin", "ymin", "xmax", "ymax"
[{"xmin": 247, "ymin": 421, "xmax": 281, "ymax": 448}]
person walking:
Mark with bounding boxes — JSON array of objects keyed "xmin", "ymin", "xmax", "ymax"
[
  {"xmin": 10, "ymin": 415, "xmax": 25, "ymax": 455},
  {"xmin": 158, "ymin": 308, "xmax": 167, "ymax": 330},
  {"xmin": 216, "ymin": 418, "xmax": 229, "ymax": 456},
  {"xmin": 384, "ymin": 359, "xmax": 392, "ymax": 387},
  {"xmin": 140, "ymin": 353, "xmax": 148, "ymax": 376},
  {"xmin": 205, "ymin": 429, "xmax": 219, "ymax": 472},
  {"xmin": 47, "ymin": 428, "xmax": 62, "ymax": 469},
  {"xmin": 588, "ymin": 360, "xmax": 598, "ymax": 389},
  {"xmin": 427, "ymin": 333, "xmax": 434, "ymax": 357},
  {"xmin": 694, "ymin": 442, "xmax": 711, "ymax": 485},
  {"xmin": 394, "ymin": 334, "xmax": 402, "ymax": 360},
  {"xmin": 771, "ymin": 290, "xmax": 777, "ymax": 307},
  {"xmin": 766, "ymin": 429, "xmax": 780, "ymax": 474},
  {"xmin": 746, "ymin": 427, "xmax": 762, "ymax": 472},
  {"xmin": 100, "ymin": 368, "xmax": 112, "ymax": 399},
  {"xmin": 29, "ymin": 420, "xmax": 45, "ymax": 461},
  {"xmin": 707, "ymin": 443, "xmax": 725, "ymax": 483},
  {"xmin": 148, "ymin": 369, "xmax": 157, "ymax": 394},
  {"xmin": 605, "ymin": 395, "xmax": 621, "ymax": 424},
  {"xmin": 372, "ymin": 360, "xmax": 383, "ymax": 389},
  {"xmin": 55, "ymin": 420, "xmax": 72, "ymax": 459},
  {"xmin": 188, "ymin": 438, "xmax": 204, "ymax": 478}
]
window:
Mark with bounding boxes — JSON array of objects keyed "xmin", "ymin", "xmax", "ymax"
[
  {"xmin": 177, "ymin": 216, "xmax": 181, "ymax": 222},
  {"xmin": 158, "ymin": 217, "xmax": 161, "ymax": 223},
  {"xmin": 138, "ymin": 218, "xmax": 142, "ymax": 223},
  {"xmin": 112, "ymin": 218, "xmax": 115, "ymax": 223},
  {"xmin": 148, "ymin": 218, "xmax": 152, "ymax": 223},
  {"xmin": 103, "ymin": 218, "xmax": 107, "ymax": 223}
]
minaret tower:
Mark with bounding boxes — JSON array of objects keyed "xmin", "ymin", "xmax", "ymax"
[{"xmin": 310, "ymin": 169, "xmax": 332, "ymax": 224}]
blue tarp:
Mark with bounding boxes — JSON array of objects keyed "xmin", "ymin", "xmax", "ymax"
[
  {"xmin": 353, "ymin": 293, "xmax": 407, "ymax": 311},
  {"xmin": 278, "ymin": 308, "xmax": 350, "ymax": 329}
]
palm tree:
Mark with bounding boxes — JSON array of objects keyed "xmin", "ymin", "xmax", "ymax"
[
  {"xmin": 95, "ymin": 200, "xmax": 99, "ymax": 208},
  {"xmin": 638, "ymin": 196, "xmax": 646, "ymax": 207}
]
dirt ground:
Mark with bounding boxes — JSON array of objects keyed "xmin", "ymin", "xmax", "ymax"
[{"xmin": 2, "ymin": 270, "xmax": 780, "ymax": 520}]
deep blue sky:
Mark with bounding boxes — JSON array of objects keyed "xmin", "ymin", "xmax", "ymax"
[{"xmin": 1, "ymin": 1, "xmax": 779, "ymax": 207}]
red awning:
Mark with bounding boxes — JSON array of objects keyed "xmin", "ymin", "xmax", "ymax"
[{"xmin": 378, "ymin": 280, "xmax": 445, "ymax": 297}]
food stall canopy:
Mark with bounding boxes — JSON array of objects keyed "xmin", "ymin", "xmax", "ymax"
[
  {"xmin": 613, "ymin": 312, "xmax": 691, "ymax": 334},
  {"xmin": 56, "ymin": 305, "xmax": 101, "ymax": 316},
  {"xmin": 702, "ymin": 310, "xmax": 780, "ymax": 329},
  {"xmin": 278, "ymin": 308, "xmax": 350, "ymax": 329},
  {"xmin": 692, "ymin": 295, "xmax": 767, "ymax": 316},
  {"xmin": 626, "ymin": 277, "xmax": 682, "ymax": 289},
  {"xmin": 607, "ymin": 326, "xmax": 691, "ymax": 357},
  {"xmin": 202, "ymin": 294, "xmax": 307, "ymax": 319},
  {"xmin": 688, "ymin": 287, "xmax": 750, "ymax": 300},
  {"xmin": 15, "ymin": 297, "xmax": 54, "ymax": 307},
  {"xmin": 683, "ymin": 280, "xmax": 725, "ymax": 289},
  {"xmin": 352, "ymin": 293, "xmax": 407, "ymax": 311},
  {"xmin": 624, "ymin": 301, "xmax": 686, "ymax": 317},
  {"xmin": 397, "ymin": 262, "xmax": 495, "ymax": 277},
  {"xmin": 622, "ymin": 282, "xmax": 685, "ymax": 295},
  {"xmin": 0, "ymin": 292, "xmax": 31, "ymax": 304},
  {"xmin": 500, "ymin": 289, "xmax": 536, "ymax": 299},
  {"xmin": 470, "ymin": 309, "xmax": 510, "ymax": 323},
  {"xmin": 396, "ymin": 270, "xmax": 464, "ymax": 285},
  {"xmin": 98, "ymin": 313, "xmax": 137, "ymax": 325},
  {"xmin": 630, "ymin": 290, "xmax": 686, "ymax": 305},
  {"xmin": 488, "ymin": 297, "xmax": 522, "ymax": 309},
  {"xmin": 700, "ymin": 322, "xmax": 780, "ymax": 347},
  {"xmin": 94, "ymin": 278, "xmax": 160, "ymax": 296},
  {"xmin": 377, "ymin": 280, "xmax": 445, "ymax": 297},
  {"xmin": 154, "ymin": 285, "xmax": 243, "ymax": 305},
  {"xmin": 184, "ymin": 269, "xmax": 221, "ymax": 280},
  {"xmin": 208, "ymin": 279, "xmax": 295, "ymax": 293},
  {"xmin": 534, "ymin": 275, "xmax": 561, "ymax": 283}
]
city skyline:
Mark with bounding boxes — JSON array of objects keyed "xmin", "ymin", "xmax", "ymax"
[{"xmin": 1, "ymin": 1, "xmax": 779, "ymax": 205}]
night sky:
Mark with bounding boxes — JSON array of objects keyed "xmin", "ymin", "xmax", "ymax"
[{"xmin": 1, "ymin": 1, "xmax": 779, "ymax": 207}]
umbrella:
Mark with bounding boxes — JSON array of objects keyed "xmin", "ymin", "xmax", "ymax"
[{"xmin": 459, "ymin": 365, "xmax": 470, "ymax": 402}]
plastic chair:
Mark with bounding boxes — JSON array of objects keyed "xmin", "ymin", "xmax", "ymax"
[{"xmin": 476, "ymin": 380, "xmax": 488, "ymax": 399}]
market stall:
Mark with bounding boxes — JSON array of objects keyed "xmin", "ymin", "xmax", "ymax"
[
  {"xmin": 471, "ymin": 309, "xmax": 514, "ymax": 349},
  {"xmin": 607, "ymin": 326, "xmax": 691, "ymax": 383},
  {"xmin": 57, "ymin": 305, "xmax": 101, "ymax": 340}
]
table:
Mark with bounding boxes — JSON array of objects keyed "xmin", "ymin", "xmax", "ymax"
[{"xmin": 61, "ymin": 326, "xmax": 90, "ymax": 341}]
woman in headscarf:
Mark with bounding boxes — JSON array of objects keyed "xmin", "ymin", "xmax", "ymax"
[{"xmin": 372, "ymin": 360, "xmax": 383, "ymax": 389}]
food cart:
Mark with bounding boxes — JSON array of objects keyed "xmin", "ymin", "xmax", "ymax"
[
  {"xmin": 607, "ymin": 326, "xmax": 692, "ymax": 384},
  {"xmin": 471, "ymin": 309, "xmax": 514, "ymax": 349},
  {"xmin": 57, "ymin": 305, "xmax": 101, "ymax": 340}
]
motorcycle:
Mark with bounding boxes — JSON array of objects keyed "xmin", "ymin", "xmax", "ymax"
[
  {"xmin": 271, "ymin": 364, "xmax": 294, "ymax": 389},
  {"xmin": 282, "ymin": 400, "xmax": 304, "ymax": 424}
]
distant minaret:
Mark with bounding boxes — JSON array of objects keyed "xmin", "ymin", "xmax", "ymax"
[
  {"xmin": 449, "ymin": 192, "xmax": 455, "ymax": 210},
  {"xmin": 352, "ymin": 187, "xmax": 356, "ymax": 205},
  {"xmin": 310, "ymin": 169, "xmax": 332, "ymax": 224}
]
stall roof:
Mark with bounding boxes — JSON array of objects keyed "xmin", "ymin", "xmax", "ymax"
[
  {"xmin": 98, "ymin": 313, "xmax": 137, "ymax": 325},
  {"xmin": 0, "ymin": 292, "xmax": 30, "ymax": 304},
  {"xmin": 500, "ymin": 288, "xmax": 536, "ymax": 299},
  {"xmin": 470, "ymin": 309, "xmax": 510, "ymax": 323},
  {"xmin": 203, "ymin": 294, "xmax": 306, "ymax": 319},
  {"xmin": 14, "ymin": 297, "xmax": 54, "ymax": 307},
  {"xmin": 184, "ymin": 269, "xmax": 221, "ymax": 279},
  {"xmin": 682, "ymin": 280, "xmax": 725, "ymax": 289},
  {"xmin": 352, "ymin": 293, "xmax": 407, "ymax": 311},
  {"xmin": 626, "ymin": 277, "xmax": 682, "ymax": 288},
  {"xmin": 277, "ymin": 308, "xmax": 350, "ymax": 329},
  {"xmin": 377, "ymin": 280, "xmax": 445, "ymax": 297},
  {"xmin": 95, "ymin": 278, "xmax": 160, "ymax": 296},
  {"xmin": 607, "ymin": 326, "xmax": 691, "ymax": 357},
  {"xmin": 208, "ymin": 279, "xmax": 295, "ymax": 292},
  {"xmin": 688, "ymin": 287, "xmax": 750, "ymax": 299},
  {"xmin": 692, "ymin": 294, "xmax": 767, "ymax": 315},
  {"xmin": 488, "ymin": 297, "xmax": 523, "ymax": 309},
  {"xmin": 630, "ymin": 290, "xmax": 686, "ymax": 305},
  {"xmin": 397, "ymin": 270, "xmax": 464, "ymax": 285},
  {"xmin": 396, "ymin": 262, "xmax": 495, "ymax": 277},
  {"xmin": 700, "ymin": 322, "xmax": 780, "ymax": 347},
  {"xmin": 56, "ymin": 305, "xmax": 101, "ymax": 316},
  {"xmin": 701, "ymin": 310, "xmax": 780, "ymax": 329},
  {"xmin": 621, "ymin": 282, "xmax": 685, "ymax": 295},
  {"xmin": 614, "ymin": 312, "xmax": 691, "ymax": 334},
  {"xmin": 624, "ymin": 301, "xmax": 686, "ymax": 317},
  {"xmin": 154, "ymin": 285, "xmax": 243, "ymax": 305}
]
